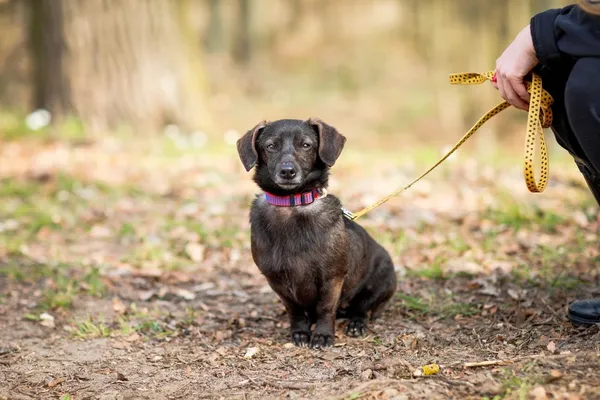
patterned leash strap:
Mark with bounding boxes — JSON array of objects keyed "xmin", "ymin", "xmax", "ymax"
[{"xmin": 342, "ymin": 71, "xmax": 554, "ymax": 221}]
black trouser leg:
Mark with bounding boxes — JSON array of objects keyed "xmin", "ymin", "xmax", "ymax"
[
  {"xmin": 541, "ymin": 57, "xmax": 600, "ymax": 325},
  {"xmin": 576, "ymin": 162, "xmax": 600, "ymax": 206},
  {"xmin": 564, "ymin": 58, "xmax": 600, "ymax": 178},
  {"xmin": 544, "ymin": 57, "xmax": 600, "ymax": 206},
  {"xmin": 563, "ymin": 57, "xmax": 600, "ymax": 206}
]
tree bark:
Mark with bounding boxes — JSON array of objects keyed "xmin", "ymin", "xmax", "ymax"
[
  {"xmin": 28, "ymin": 0, "xmax": 71, "ymax": 117},
  {"xmin": 204, "ymin": 0, "xmax": 223, "ymax": 53},
  {"xmin": 27, "ymin": 0, "xmax": 208, "ymax": 134},
  {"xmin": 233, "ymin": 0, "xmax": 251, "ymax": 66},
  {"xmin": 287, "ymin": 0, "xmax": 302, "ymax": 33}
]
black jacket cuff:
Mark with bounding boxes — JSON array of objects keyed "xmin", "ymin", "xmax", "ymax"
[{"xmin": 530, "ymin": 8, "xmax": 563, "ymax": 68}]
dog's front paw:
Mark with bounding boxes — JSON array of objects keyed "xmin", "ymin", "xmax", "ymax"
[
  {"xmin": 310, "ymin": 332, "xmax": 334, "ymax": 349},
  {"xmin": 345, "ymin": 318, "xmax": 367, "ymax": 337},
  {"xmin": 292, "ymin": 330, "xmax": 311, "ymax": 347}
]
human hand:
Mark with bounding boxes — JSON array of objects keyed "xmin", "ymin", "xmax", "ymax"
[{"xmin": 492, "ymin": 25, "xmax": 539, "ymax": 110}]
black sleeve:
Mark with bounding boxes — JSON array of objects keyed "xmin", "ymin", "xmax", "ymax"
[
  {"xmin": 530, "ymin": 4, "xmax": 600, "ymax": 70},
  {"xmin": 530, "ymin": 7, "xmax": 567, "ymax": 68}
]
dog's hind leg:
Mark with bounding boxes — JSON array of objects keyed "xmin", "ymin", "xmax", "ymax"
[
  {"xmin": 343, "ymin": 288, "xmax": 375, "ymax": 337},
  {"xmin": 344, "ymin": 260, "xmax": 396, "ymax": 337}
]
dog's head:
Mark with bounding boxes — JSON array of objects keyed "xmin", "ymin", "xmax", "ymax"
[{"xmin": 236, "ymin": 118, "xmax": 346, "ymax": 194}]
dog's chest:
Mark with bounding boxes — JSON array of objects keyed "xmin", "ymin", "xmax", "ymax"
[{"xmin": 249, "ymin": 200, "xmax": 345, "ymax": 271}]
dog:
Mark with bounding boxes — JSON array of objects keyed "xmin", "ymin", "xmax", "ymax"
[{"xmin": 236, "ymin": 118, "xmax": 397, "ymax": 348}]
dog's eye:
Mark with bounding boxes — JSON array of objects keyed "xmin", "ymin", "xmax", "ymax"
[
  {"xmin": 302, "ymin": 143, "xmax": 311, "ymax": 149},
  {"xmin": 266, "ymin": 143, "xmax": 275, "ymax": 151}
]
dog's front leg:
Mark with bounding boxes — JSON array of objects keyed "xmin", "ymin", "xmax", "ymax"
[
  {"xmin": 310, "ymin": 278, "xmax": 343, "ymax": 348},
  {"xmin": 280, "ymin": 297, "xmax": 311, "ymax": 346}
]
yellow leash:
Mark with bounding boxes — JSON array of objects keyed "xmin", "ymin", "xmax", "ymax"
[{"xmin": 342, "ymin": 71, "xmax": 554, "ymax": 221}]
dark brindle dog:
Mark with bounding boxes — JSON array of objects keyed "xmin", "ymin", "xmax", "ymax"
[{"xmin": 236, "ymin": 118, "xmax": 397, "ymax": 348}]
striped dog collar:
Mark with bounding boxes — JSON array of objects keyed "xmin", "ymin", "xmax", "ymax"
[{"xmin": 264, "ymin": 188, "xmax": 326, "ymax": 207}]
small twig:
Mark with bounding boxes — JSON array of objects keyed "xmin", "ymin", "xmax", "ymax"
[
  {"xmin": 464, "ymin": 359, "xmax": 511, "ymax": 368},
  {"xmin": 532, "ymin": 316, "xmax": 555, "ymax": 326},
  {"xmin": 472, "ymin": 328, "xmax": 484, "ymax": 349},
  {"xmin": 540, "ymin": 298, "xmax": 561, "ymax": 319},
  {"xmin": 264, "ymin": 381, "xmax": 318, "ymax": 390}
]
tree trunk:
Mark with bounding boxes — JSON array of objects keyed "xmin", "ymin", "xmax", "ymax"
[
  {"xmin": 233, "ymin": 0, "xmax": 251, "ymax": 66},
  {"xmin": 204, "ymin": 0, "xmax": 223, "ymax": 53},
  {"xmin": 28, "ymin": 0, "xmax": 71, "ymax": 117},
  {"xmin": 27, "ymin": 0, "xmax": 208, "ymax": 134},
  {"xmin": 287, "ymin": 0, "xmax": 302, "ymax": 33}
]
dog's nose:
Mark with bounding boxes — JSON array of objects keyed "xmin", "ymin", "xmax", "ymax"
[{"xmin": 279, "ymin": 164, "xmax": 297, "ymax": 179}]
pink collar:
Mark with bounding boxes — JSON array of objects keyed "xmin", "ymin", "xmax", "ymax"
[{"xmin": 264, "ymin": 188, "xmax": 325, "ymax": 207}]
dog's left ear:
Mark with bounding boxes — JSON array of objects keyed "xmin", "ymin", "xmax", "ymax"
[
  {"xmin": 236, "ymin": 120, "xmax": 268, "ymax": 171},
  {"xmin": 308, "ymin": 118, "xmax": 346, "ymax": 167}
]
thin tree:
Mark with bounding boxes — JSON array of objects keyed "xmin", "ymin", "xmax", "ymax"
[{"xmin": 26, "ymin": 0, "xmax": 208, "ymax": 134}]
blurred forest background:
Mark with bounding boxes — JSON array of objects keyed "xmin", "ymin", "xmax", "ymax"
[
  {"xmin": 0, "ymin": 0, "xmax": 573, "ymax": 156},
  {"xmin": 4, "ymin": 3, "xmax": 600, "ymax": 398}
]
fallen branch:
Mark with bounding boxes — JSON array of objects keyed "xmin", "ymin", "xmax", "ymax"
[
  {"xmin": 460, "ymin": 351, "xmax": 583, "ymax": 369},
  {"xmin": 464, "ymin": 360, "xmax": 511, "ymax": 368}
]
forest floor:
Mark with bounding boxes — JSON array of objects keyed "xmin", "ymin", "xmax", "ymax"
[{"xmin": 1, "ymin": 132, "xmax": 599, "ymax": 400}]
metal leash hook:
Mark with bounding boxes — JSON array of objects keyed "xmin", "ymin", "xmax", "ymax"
[
  {"xmin": 341, "ymin": 207, "xmax": 355, "ymax": 220},
  {"xmin": 341, "ymin": 70, "xmax": 553, "ymax": 222}
]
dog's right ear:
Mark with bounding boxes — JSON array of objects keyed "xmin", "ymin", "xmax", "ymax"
[{"xmin": 236, "ymin": 120, "xmax": 268, "ymax": 171}]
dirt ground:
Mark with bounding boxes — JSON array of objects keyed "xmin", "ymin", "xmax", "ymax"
[{"xmin": 1, "ymin": 135, "xmax": 600, "ymax": 400}]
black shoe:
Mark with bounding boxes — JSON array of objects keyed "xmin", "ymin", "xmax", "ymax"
[{"xmin": 568, "ymin": 299, "xmax": 600, "ymax": 326}]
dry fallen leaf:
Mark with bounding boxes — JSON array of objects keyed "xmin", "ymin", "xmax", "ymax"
[
  {"xmin": 139, "ymin": 290, "xmax": 156, "ymax": 301},
  {"xmin": 360, "ymin": 369, "xmax": 373, "ymax": 381},
  {"xmin": 112, "ymin": 297, "xmax": 126, "ymax": 314},
  {"xmin": 47, "ymin": 377, "xmax": 66, "ymax": 387},
  {"xmin": 124, "ymin": 333, "xmax": 140, "ymax": 342},
  {"xmin": 547, "ymin": 369, "xmax": 563, "ymax": 383},
  {"xmin": 185, "ymin": 242, "xmax": 205, "ymax": 262},
  {"xmin": 244, "ymin": 347, "xmax": 259, "ymax": 359},
  {"xmin": 174, "ymin": 288, "xmax": 196, "ymax": 301},
  {"xmin": 39, "ymin": 312, "xmax": 55, "ymax": 329},
  {"xmin": 89, "ymin": 224, "xmax": 112, "ymax": 238},
  {"xmin": 547, "ymin": 341, "xmax": 557, "ymax": 354},
  {"xmin": 529, "ymin": 385, "xmax": 548, "ymax": 400},
  {"xmin": 215, "ymin": 347, "xmax": 228, "ymax": 356},
  {"xmin": 480, "ymin": 381, "xmax": 503, "ymax": 396},
  {"xmin": 507, "ymin": 289, "xmax": 519, "ymax": 300}
]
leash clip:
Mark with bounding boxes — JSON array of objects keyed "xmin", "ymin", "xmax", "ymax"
[{"xmin": 341, "ymin": 207, "xmax": 355, "ymax": 220}]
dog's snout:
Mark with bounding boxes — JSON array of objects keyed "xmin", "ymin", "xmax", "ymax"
[{"xmin": 279, "ymin": 163, "xmax": 297, "ymax": 179}]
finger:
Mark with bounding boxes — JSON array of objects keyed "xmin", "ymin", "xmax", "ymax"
[
  {"xmin": 497, "ymin": 73, "xmax": 508, "ymax": 102},
  {"xmin": 508, "ymin": 77, "xmax": 531, "ymax": 105},
  {"xmin": 504, "ymin": 81, "xmax": 529, "ymax": 110},
  {"xmin": 491, "ymin": 72, "xmax": 499, "ymax": 90}
]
